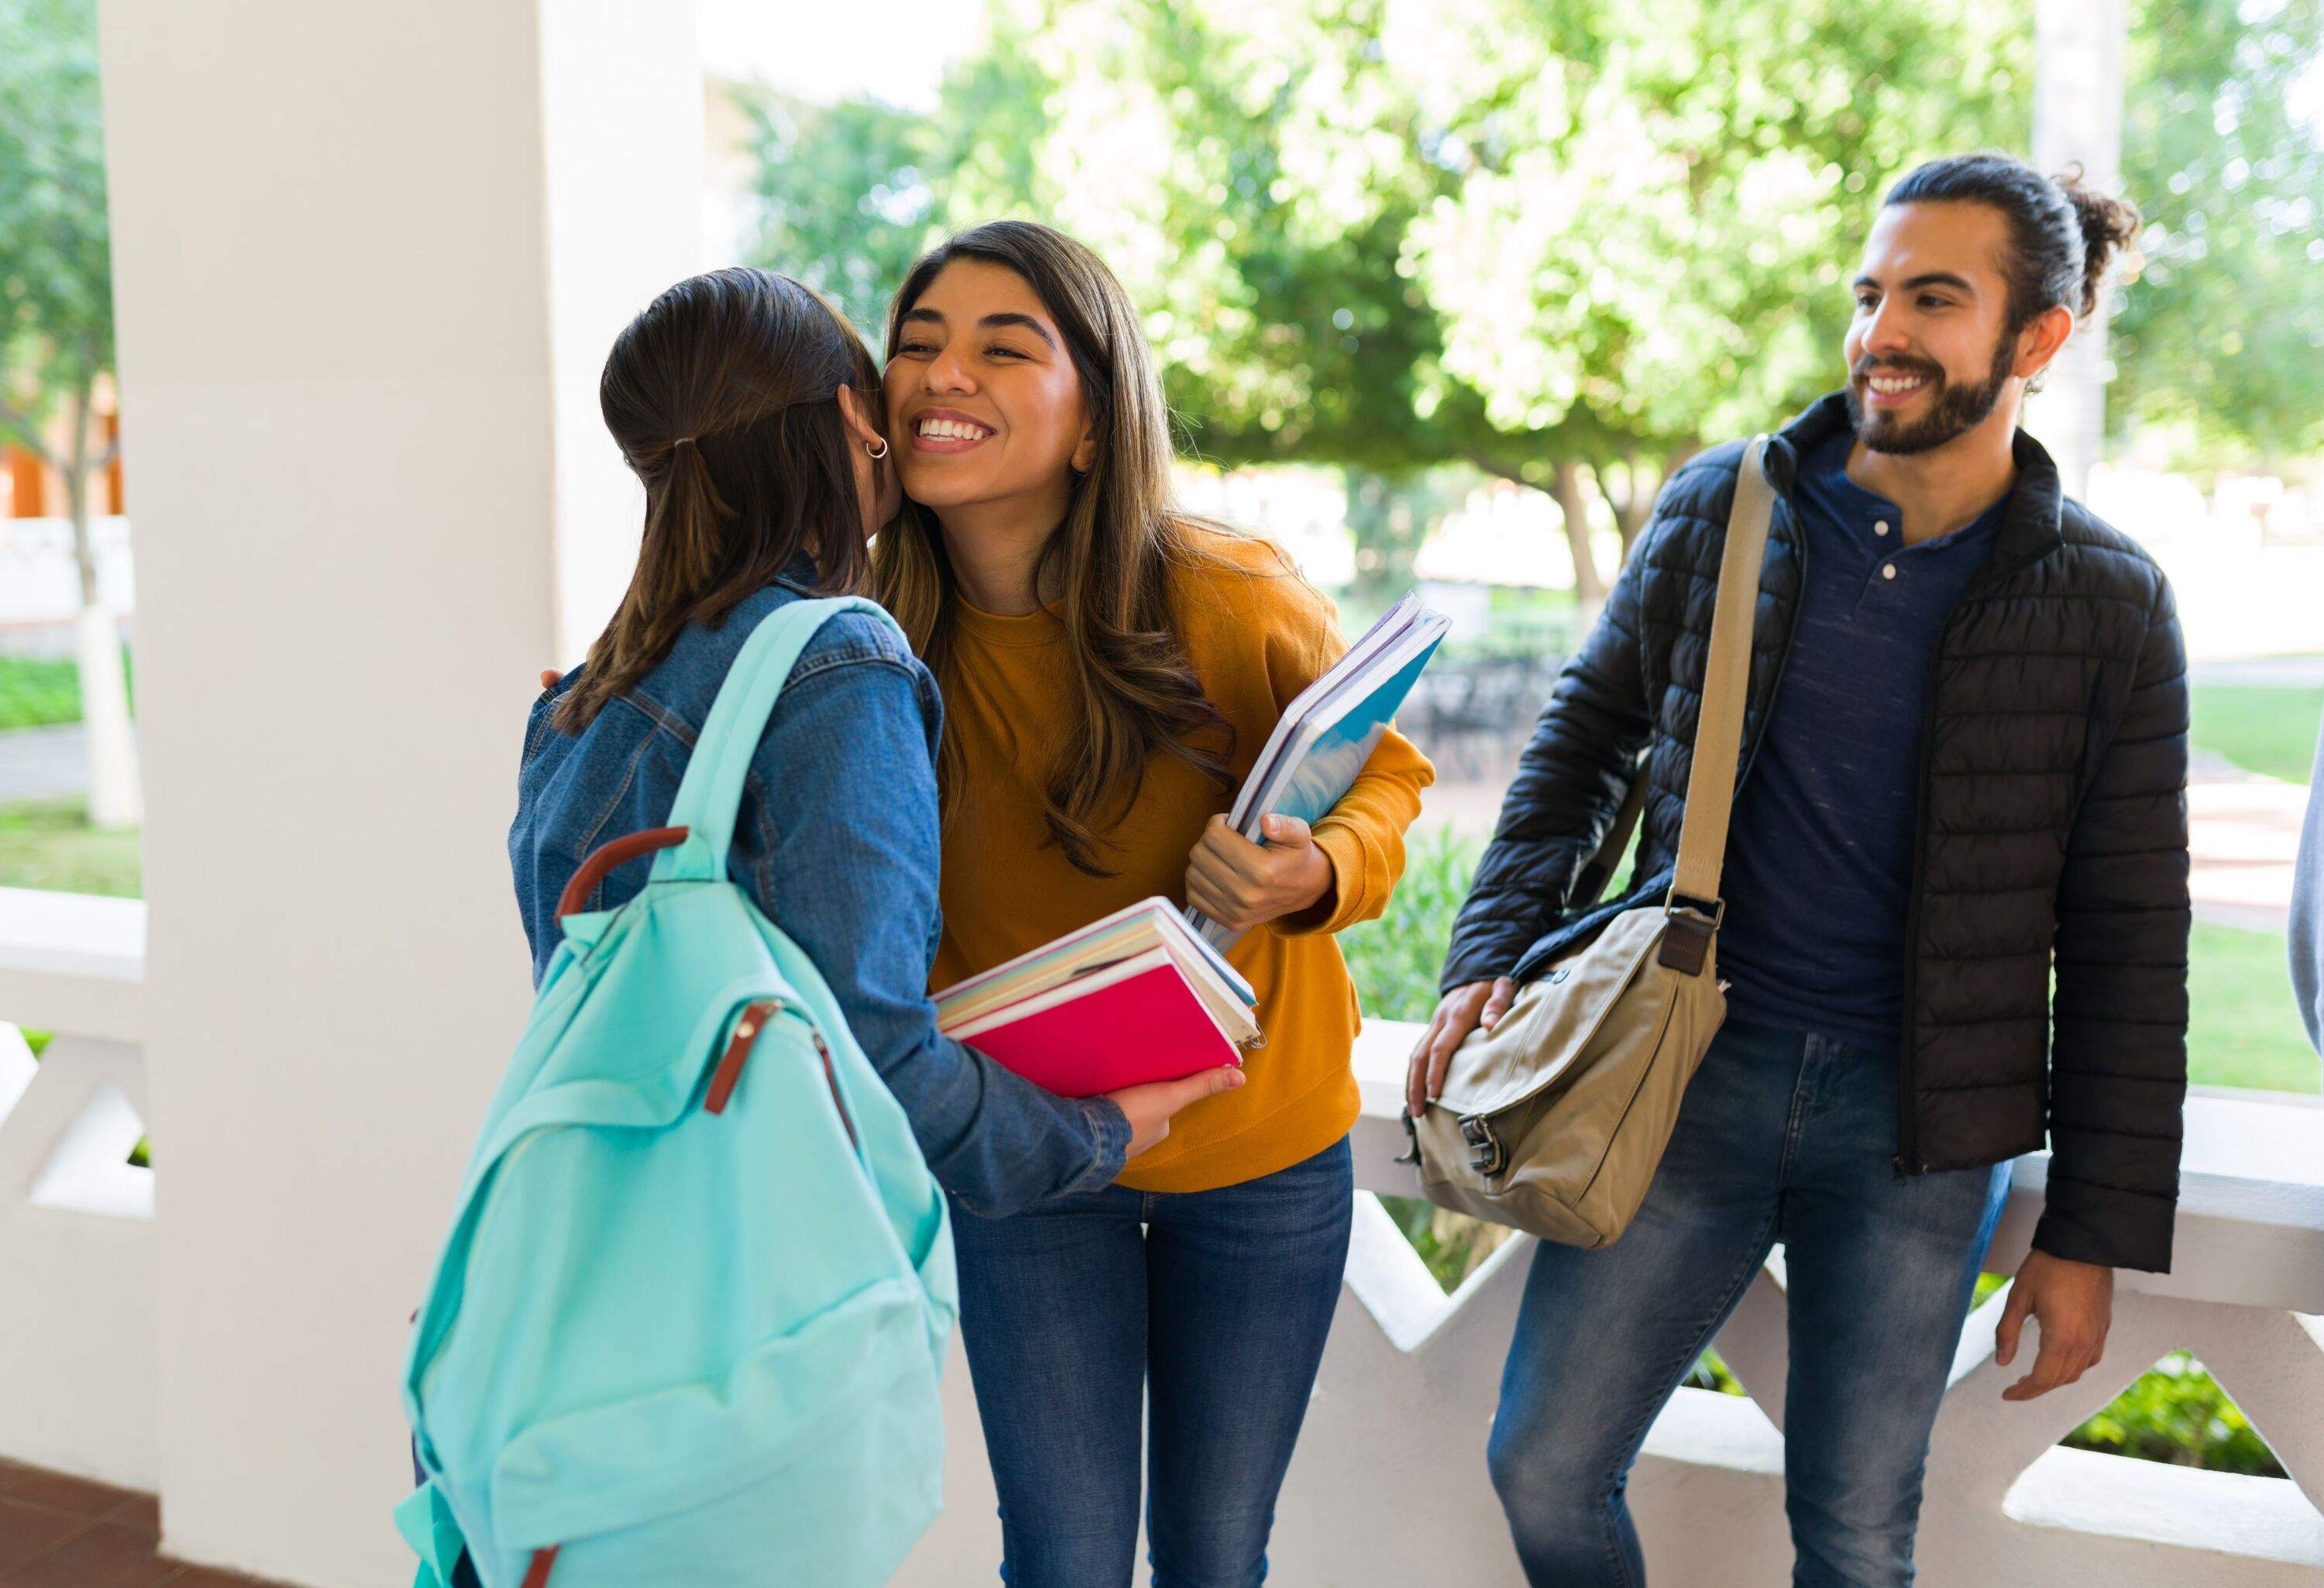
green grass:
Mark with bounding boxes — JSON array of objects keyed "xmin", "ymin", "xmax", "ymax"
[
  {"xmin": 0, "ymin": 657, "xmax": 86, "ymax": 731},
  {"xmin": 2186, "ymin": 922, "xmax": 2318, "ymax": 1093},
  {"xmin": 2188, "ymin": 684, "xmax": 2321, "ymax": 784},
  {"xmin": 0, "ymin": 797, "xmax": 142, "ymax": 898}
]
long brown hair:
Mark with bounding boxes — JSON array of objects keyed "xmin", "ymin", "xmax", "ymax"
[
  {"xmin": 873, "ymin": 221, "xmax": 1236, "ymax": 875},
  {"xmin": 556, "ymin": 267, "xmax": 882, "ymax": 734}
]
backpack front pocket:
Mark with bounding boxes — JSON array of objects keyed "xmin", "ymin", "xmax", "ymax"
[{"xmin": 483, "ymin": 1275, "xmax": 944, "ymax": 1588}]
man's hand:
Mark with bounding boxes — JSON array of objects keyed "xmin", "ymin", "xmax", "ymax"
[
  {"xmin": 1405, "ymin": 978, "xmax": 1518, "ymax": 1118},
  {"xmin": 1996, "ymin": 1249, "xmax": 2113, "ymax": 1402},
  {"xmin": 1184, "ymin": 813, "xmax": 1335, "ymax": 933}
]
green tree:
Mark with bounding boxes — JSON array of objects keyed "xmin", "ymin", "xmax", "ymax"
[
  {"xmin": 927, "ymin": 0, "xmax": 1452, "ymax": 473},
  {"xmin": 2109, "ymin": 0, "xmax": 2324, "ymax": 467},
  {"xmin": 744, "ymin": 89, "xmax": 942, "ymax": 335},
  {"xmin": 1401, "ymin": 0, "xmax": 2028, "ymax": 587},
  {"xmin": 1343, "ymin": 466, "xmax": 1466, "ymax": 601},
  {"xmin": 0, "ymin": 0, "xmax": 137, "ymax": 831},
  {"xmin": 748, "ymin": 0, "xmax": 2312, "ymax": 596},
  {"xmin": 748, "ymin": 0, "xmax": 2041, "ymax": 601}
]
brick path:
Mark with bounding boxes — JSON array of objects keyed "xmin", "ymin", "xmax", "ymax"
[{"xmin": 0, "ymin": 1459, "xmax": 280, "ymax": 1588}]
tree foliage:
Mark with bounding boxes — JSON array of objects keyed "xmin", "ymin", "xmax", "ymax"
[
  {"xmin": 1397, "ymin": 0, "xmax": 2027, "ymax": 466},
  {"xmin": 743, "ymin": 0, "xmax": 2324, "ymax": 581},
  {"xmin": 2109, "ymin": 0, "xmax": 2324, "ymax": 466},
  {"xmin": 746, "ymin": 91, "xmax": 938, "ymax": 336},
  {"xmin": 0, "ymin": 0, "xmax": 113, "ymax": 466}
]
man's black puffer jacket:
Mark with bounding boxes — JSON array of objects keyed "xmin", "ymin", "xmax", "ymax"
[{"xmin": 1442, "ymin": 394, "xmax": 2190, "ymax": 1273}]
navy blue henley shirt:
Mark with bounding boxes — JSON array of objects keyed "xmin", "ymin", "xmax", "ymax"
[{"xmin": 1714, "ymin": 428, "xmax": 2010, "ymax": 1049}]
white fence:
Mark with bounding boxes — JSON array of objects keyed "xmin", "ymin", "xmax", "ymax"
[
  {"xmin": 0, "ymin": 517, "xmax": 136, "ymax": 644},
  {"xmin": 2, "ymin": 896, "xmax": 2318, "ymax": 1585},
  {"xmin": 0, "ymin": 886, "xmax": 155, "ymax": 1487}
]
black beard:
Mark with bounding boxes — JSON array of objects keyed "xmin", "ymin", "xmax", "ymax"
[{"xmin": 1845, "ymin": 332, "xmax": 2016, "ymax": 455}]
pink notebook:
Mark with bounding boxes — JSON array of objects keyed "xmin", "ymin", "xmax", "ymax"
[{"xmin": 944, "ymin": 947, "xmax": 1242, "ymax": 1098}]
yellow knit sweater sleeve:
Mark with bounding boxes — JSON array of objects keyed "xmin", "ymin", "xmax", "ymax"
[{"xmin": 1185, "ymin": 535, "xmax": 1437, "ymax": 938}]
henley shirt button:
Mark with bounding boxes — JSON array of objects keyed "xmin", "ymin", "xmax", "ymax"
[
  {"xmin": 1875, "ymin": 520, "xmax": 1891, "ymax": 536},
  {"xmin": 1882, "ymin": 564, "xmax": 1897, "ymax": 579}
]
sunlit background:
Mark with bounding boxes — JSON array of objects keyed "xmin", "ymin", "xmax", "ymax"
[{"xmin": 2, "ymin": 0, "xmax": 2320, "ymax": 1526}]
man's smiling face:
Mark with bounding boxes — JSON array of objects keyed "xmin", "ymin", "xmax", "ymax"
[{"xmin": 1844, "ymin": 201, "xmax": 2027, "ymax": 456}]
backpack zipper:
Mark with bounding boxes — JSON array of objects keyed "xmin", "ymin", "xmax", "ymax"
[
  {"xmin": 703, "ymin": 1001, "xmax": 862, "ymax": 1150},
  {"xmin": 813, "ymin": 1033, "xmax": 860, "ymax": 1151},
  {"xmin": 703, "ymin": 999, "xmax": 782, "ymax": 1115}
]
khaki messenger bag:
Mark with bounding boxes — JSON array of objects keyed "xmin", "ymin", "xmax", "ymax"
[{"xmin": 1401, "ymin": 436, "xmax": 1774, "ymax": 1249}]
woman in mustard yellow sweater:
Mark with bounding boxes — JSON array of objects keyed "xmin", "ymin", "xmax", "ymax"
[{"xmin": 874, "ymin": 220, "xmax": 1432, "ymax": 1588}]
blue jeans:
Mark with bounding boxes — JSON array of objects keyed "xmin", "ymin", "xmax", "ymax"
[
  {"xmin": 950, "ymin": 1136, "xmax": 1355, "ymax": 1588},
  {"xmin": 1487, "ymin": 1018, "xmax": 2009, "ymax": 1588}
]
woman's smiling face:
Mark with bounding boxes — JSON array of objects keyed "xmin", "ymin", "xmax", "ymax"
[{"xmin": 882, "ymin": 259, "xmax": 1095, "ymax": 517}]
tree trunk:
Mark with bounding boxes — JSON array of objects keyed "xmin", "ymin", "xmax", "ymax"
[
  {"xmin": 65, "ymin": 381, "xmax": 141, "ymax": 832},
  {"xmin": 1552, "ymin": 459, "xmax": 1607, "ymax": 627},
  {"xmin": 1599, "ymin": 449, "xmax": 1651, "ymax": 564},
  {"xmin": 2033, "ymin": 0, "xmax": 2130, "ymax": 499}
]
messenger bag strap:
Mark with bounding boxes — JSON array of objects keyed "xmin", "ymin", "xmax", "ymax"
[
  {"xmin": 1659, "ymin": 435, "xmax": 1774, "ymax": 974},
  {"xmin": 1570, "ymin": 754, "xmax": 1647, "ymax": 909}
]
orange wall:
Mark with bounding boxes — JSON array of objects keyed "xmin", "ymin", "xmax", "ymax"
[
  {"xmin": 4, "ymin": 445, "xmax": 44, "ymax": 518},
  {"xmin": 1, "ymin": 405, "xmax": 125, "ymax": 517}
]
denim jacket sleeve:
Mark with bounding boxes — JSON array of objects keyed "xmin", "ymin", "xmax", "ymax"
[{"xmin": 741, "ymin": 634, "xmax": 1129, "ymax": 1217}]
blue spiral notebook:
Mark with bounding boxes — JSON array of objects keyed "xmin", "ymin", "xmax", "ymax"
[{"xmin": 1190, "ymin": 593, "xmax": 1450, "ymax": 950}]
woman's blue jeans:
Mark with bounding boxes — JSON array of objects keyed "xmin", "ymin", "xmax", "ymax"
[
  {"xmin": 1487, "ymin": 1017, "xmax": 2010, "ymax": 1588},
  {"xmin": 949, "ymin": 1136, "xmax": 1355, "ymax": 1588}
]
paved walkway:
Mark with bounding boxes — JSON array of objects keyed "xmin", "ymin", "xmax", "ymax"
[
  {"xmin": 2187, "ymin": 656, "xmax": 2324, "ymax": 689},
  {"xmin": 0, "ymin": 726, "xmax": 95, "ymax": 803},
  {"xmin": 0, "ymin": 1457, "xmax": 282, "ymax": 1586},
  {"xmin": 2185, "ymin": 752, "xmax": 2309, "ymax": 933}
]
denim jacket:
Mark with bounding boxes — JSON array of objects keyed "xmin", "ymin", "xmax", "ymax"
[{"xmin": 507, "ymin": 566, "xmax": 1129, "ymax": 1217}]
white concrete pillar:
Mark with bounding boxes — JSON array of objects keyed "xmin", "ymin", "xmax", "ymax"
[
  {"xmin": 93, "ymin": 2, "xmax": 700, "ymax": 1582},
  {"xmin": 2032, "ymin": 0, "xmax": 2130, "ymax": 501}
]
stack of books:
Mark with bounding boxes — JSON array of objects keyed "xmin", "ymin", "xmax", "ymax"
[
  {"xmin": 1189, "ymin": 591, "xmax": 1451, "ymax": 950},
  {"xmin": 934, "ymin": 899, "xmax": 1260, "ymax": 1097},
  {"xmin": 937, "ymin": 589, "xmax": 1448, "ymax": 1093}
]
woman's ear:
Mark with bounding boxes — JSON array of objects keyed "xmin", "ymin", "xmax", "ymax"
[
  {"xmin": 834, "ymin": 383, "xmax": 885, "ymax": 452},
  {"xmin": 1071, "ymin": 421, "xmax": 1098, "ymax": 476}
]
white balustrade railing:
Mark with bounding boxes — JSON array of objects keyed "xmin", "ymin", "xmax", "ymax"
[
  {"xmin": 2, "ymin": 891, "xmax": 2317, "ymax": 1585},
  {"xmin": 0, "ymin": 885, "xmax": 156, "ymax": 1487},
  {"xmin": 896, "ymin": 1019, "xmax": 2324, "ymax": 1588}
]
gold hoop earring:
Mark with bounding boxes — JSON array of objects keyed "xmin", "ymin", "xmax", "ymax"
[{"xmin": 865, "ymin": 438, "xmax": 890, "ymax": 461}]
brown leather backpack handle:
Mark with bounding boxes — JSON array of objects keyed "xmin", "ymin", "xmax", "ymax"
[{"xmin": 555, "ymin": 827, "xmax": 690, "ymax": 920}]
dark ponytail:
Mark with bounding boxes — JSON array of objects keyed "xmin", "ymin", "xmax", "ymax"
[
  {"xmin": 2058, "ymin": 170, "xmax": 2144, "ymax": 318},
  {"xmin": 555, "ymin": 268, "xmax": 885, "ymax": 734},
  {"xmin": 1886, "ymin": 153, "xmax": 2143, "ymax": 325}
]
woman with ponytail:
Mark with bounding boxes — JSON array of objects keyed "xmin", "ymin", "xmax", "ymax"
[
  {"xmin": 875, "ymin": 222, "xmax": 1433, "ymax": 1587},
  {"xmin": 508, "ymin": 267, "xmax": 1234, "ymax": 1225}
]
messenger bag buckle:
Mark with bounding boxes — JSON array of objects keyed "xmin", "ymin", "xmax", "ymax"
[{"xmin": 1459, "ymin": 1114, "xmax": 1505, "ymax": 1177}]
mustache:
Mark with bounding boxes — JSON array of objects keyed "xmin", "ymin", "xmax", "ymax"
[{"xmin": 1854, "ymin": 356, "xmax": 1944, "ymax": 383}]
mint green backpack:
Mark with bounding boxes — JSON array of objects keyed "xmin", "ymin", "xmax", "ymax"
[{"xmin": 397, "ymin": 598, "xmax": 957, "ymax": 1588}]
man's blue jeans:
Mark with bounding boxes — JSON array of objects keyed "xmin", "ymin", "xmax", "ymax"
[
  {"xmin": 949, "ymin": 1136, "xmax": 1355, "ymax": 1588},
  {"xmin": 1487, "ymin": 1016, "xmax": 2009, "ymax": 1588}
]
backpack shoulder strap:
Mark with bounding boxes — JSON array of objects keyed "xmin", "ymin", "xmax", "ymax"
[{"xmin": 650, "ymin": 596, "xmax": 906, "ymax": 883}]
